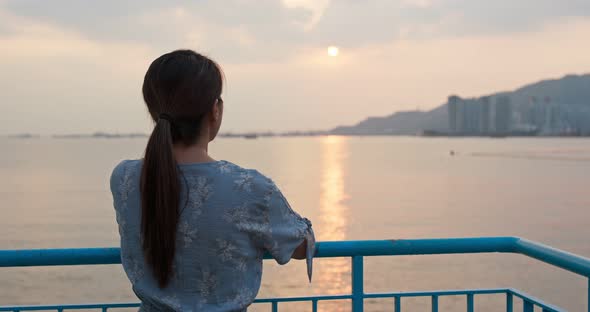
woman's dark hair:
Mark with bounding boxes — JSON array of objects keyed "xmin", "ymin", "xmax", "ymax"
[{"xmin": 140, "ymin": 50, "xmax": 223, "ymax": 288}]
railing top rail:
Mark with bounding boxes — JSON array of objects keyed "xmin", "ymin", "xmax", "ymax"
[{"xmin": 1, "ymin": 237, "xmax": 589, "ymax": 277}]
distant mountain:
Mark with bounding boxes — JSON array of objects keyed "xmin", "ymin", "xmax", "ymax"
[
  {"xmin": 331, "ymin": 105, "xmax": 448, "ymax": 135},
  {"xmin": 52, "ymin": 132, "xmax": 148, "ymax": 139},
  {"xmin": 510, "ymin": 74, "xmax": 590, "ymax": 107},
  {"xmin": 331, "ymin": 73, "xmax": 590, "ymax": 135},
  {"xmin": 2, "ymin": 133, "xmax": 40, "ymax": 139}
]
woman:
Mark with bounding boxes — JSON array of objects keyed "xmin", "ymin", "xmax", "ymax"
[{"xmin": 110, "ymin": 50, "xmax": 315, "ymax": 311}]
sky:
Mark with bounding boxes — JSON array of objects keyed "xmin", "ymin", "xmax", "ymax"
[{"xmin": 1, "ymin": 0, "xmax": 590, "ymax": 134}]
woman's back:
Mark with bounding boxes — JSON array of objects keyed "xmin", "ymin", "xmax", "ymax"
[{"xmin": 111, "ymin": 159, "xmax": 313, "ymax": 311}]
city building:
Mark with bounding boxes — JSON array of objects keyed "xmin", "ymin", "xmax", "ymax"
[
  {"xmin": 448, "ymin": 95, "xmax": 461, "ymax": 133},
  {"xmin": 479, "ymin": 96, "xmax": 491, "ymax": 134},
  {"xmin": 494, "ymin": 96, "xmax": 512, "ymax": 134}
]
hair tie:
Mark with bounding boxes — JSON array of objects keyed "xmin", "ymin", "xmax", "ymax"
[{"xmin": 158, "ymin": 113, "xmax": 174, "ymax": 123}]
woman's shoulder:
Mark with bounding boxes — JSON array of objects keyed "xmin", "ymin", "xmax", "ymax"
[
  {"xmin": 216, "ymin": 160, "xmax": 275, "ymax": 190},
  {"xmin": 109, "ymin": 159, "xmax": 142, "ymax": 192},
  {"xmin": 111, "ymin": 159, "xmax": 142, "ymax": 177}
]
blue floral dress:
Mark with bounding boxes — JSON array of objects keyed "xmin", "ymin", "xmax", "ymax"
[{"xmin": 110, "ymin": 160, "xmax": 315, "ymax": 311}]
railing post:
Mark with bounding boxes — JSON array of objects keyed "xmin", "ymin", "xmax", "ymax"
[
  {"xmin": 506, "ymin": 292, "xmax": 513, "ymax": 312},
  {"xmin": 523, "ymin": 300, "xmax": 534, "ymax": 312},
  {"xmin": 431, "ymin": 295, "xmax": 438, "ymax": 312},
  {"xmin": 351, "ymin": 256, "xmax": 364, "ymax": 312},
  {"xmin": 394, "ymin": 295, "xmax": 401, "ymax": 312},
  {"xmin": 467, "ymin": 294, "xmax": 474, "ymax": 312}
]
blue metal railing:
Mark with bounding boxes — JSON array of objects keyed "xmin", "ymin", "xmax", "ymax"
[{"xmin": 1, "ymin": 237, "xmax": 589, "ymax": 311}]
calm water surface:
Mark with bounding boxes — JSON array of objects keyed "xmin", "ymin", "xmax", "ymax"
[{"xmin": 1, "ymin": 137, "xmax": 589, "ymax": 311}]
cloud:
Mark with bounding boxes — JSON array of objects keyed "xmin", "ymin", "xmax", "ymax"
[
  {"xmin": 0, "ymin": 1, "xmax": 590, "ymax": 134},
  {"xmin": 0, "ymin": 7, "xmax": 154, "ymax": 134},
  {"xmin": 0, "ymin": 1, "xmax": 308, "ymax": 63},
  {"xmin": 433, "ymin": 0, "xmax": 590, "ymax": 36},
  {"xmin": 401, "ymin": 0, "xmax": 435, "ymax": 8},
  {"xmin": 2, "ymin": 0, "xmax": 590, "ymax": 63},
  {"xmin": 219, "ymin": 17, "xmax": 590, "ymax": 132},
  {"xmin": 282, "ymin": 0, "xmax": 331, "ymax": 30}
]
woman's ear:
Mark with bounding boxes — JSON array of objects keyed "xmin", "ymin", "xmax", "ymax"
[
  {"xmin": 213, "ymin": 103, "xmax": 223, "ymax": 122},
  {"xmin": 211, "ymin": 101, "xmax": 222, "ymax": 122},
  {"xmin": 208, "ymin": 100, "xmax": 223, "ymax": 141},
  {"xmin": 209, "ymin": 103, "xmax": 221, "ymax": 123}
]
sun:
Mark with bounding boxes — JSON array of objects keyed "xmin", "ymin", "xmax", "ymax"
[{"xmin": 327, "ymin": 46, "xmax": 339, "ymax": 57}]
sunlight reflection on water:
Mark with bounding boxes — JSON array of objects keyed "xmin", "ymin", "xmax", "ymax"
[{"xmin": 314, "ymin": 136, "xmax": 351, "ymax": 311}]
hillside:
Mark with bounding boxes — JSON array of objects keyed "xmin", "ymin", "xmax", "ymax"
[{"xmin": 331, "ymin": 73, "xmax": 590, "ymax": 135}]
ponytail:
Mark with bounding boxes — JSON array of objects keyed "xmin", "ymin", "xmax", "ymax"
[
  {"xmin": 139, "ymin": 49, "xmax": 224, "ymax": 288},
  {"xmin": 140, "ymin": 117, "xmax": 180, "ymax": 288}
]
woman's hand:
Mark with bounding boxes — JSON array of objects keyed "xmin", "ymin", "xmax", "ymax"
[{"xmin": 291, "ymin": 239, "xmax": 307, "ymax": 259}]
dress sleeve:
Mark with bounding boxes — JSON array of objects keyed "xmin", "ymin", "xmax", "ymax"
[
  {"xmin": 260, "ymin": 180, "xmax": 315, "ymax": 282},
  {"xmin": 109, "ymin": 160, "xmax": 132, "ymax": 206},
  {"xmin": 109, "ymin": 160, "xmax": 126, "ymax": 205}
]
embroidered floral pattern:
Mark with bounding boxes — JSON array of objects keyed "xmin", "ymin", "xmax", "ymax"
[
  {"xmin": 224, "ymin": 201, "xmax": 272, "ymax": 245},
  {"xmin": 118, "ymin": 162, "xmax": 135, "ymax": 210},
  {"xmin": 216, "ymin": 239, "xmax": 238, "ymax": 262},
  {"xmin": 185, "ymin": 175, "xmax": 212, "ymax": 215},
  {"xmin": 122, "ymin": 252, "xmax": 144, "ymax": 284},
  {"xmin": 235, "ymin": 260, "xmax": 247, "ymax": 273},
  {"xmin": 178, "ymin": 221, "xmax": 198, "ymax": 248},
  {"xmin": 234, "ymin": 171, "xmax": 255, "ymax": 192},
  {"xmin": 223, "ymin": 202, "xmax": 249, "ymax": 224},
  {"xmin": 216, "ymin": 161, "xmax": 234, "ymax": 174},
  {"xmin": 197, "ymin": 269, "xmax": 218, "ymax": 299},
  {"xmin": 115, "ymin": 162, "xmax": 137, "ymax": 236}
]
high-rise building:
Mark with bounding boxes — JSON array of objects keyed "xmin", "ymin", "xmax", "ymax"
[
  {"xmin": 494, "ymin": 96, "xmax": 512, "ymax": 134},
  {"xmin": 448, "ymin": 95, "xmax": 462, "ymax": 133},
  {"xmin": 463, "ymin": 99, "xmax": 479, "ymax": 134},
  {"xmin": 479, "ymin": 96, "xmax": 491, "ymax": 134}
]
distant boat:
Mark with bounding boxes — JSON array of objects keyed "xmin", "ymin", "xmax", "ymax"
[
  {"xmin": 243, "ymin": 134, "xmax": 258, "ymax": 139},
  {"xmin": 6, "ymin": 133, "xmax": 40, "ymax": 139}
]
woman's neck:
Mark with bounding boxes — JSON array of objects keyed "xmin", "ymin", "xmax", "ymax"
[{"xmin": 173, "ymin": 141, "xmax": 215, "ymax": 164}]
